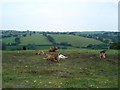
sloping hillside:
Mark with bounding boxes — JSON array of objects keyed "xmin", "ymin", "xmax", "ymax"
[
  {"xmin": 50, "ymin": 34, "xmax": 103, "ymax": 47},
  {"xmin": 20, "ymin": 34, "xmax": 52, "ymax": 45},
  {"xmin": 1, "ymin": 33, "xmax": 105, "ymax": 50},
  {"xmin": 2, "ymin": 37, "xmax": 16, "ymax": 44}
]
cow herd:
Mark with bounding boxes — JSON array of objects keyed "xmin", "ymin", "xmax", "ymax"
[
  {"xmin": 36, "ymin": 46, "xmax": 68, "ymax": 63},
  {"xmin": 35, "ymin": 46, "xmax": 107, "ymax": 63}
]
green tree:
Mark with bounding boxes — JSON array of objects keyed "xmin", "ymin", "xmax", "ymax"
[
  {"xmin": 60, "ymin": 42, "xmax": 72, "ymax": 46},
  {"xmin": 46, "ymin": 35, "xmax": 56, "ymax": 45},
  {"xmin": 15, "ymin": 37, "xmax": 20, "ymax": 44},
  {"xmin": 27, "ymin": 44, "xmax": 36, "ymax": 50},
  {"xmin": 109, "ymin": 42, "xmax": 120, "ymax": 50},
  {"xmin": 1, "ymin": 42, "xmax": 6, "ymax": 50}
]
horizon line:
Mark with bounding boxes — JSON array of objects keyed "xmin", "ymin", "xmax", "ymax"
[{"xmin": 0, "ymin": 29, "xmax": 119, "ymax": 32}]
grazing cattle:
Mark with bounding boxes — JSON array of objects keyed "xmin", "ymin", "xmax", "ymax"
[
  {"xmin": 49, "ymin": 46, "xmax": 58, "ymax": 52},
  {"xmin": 43, "ymin": 54, "xmax": 60, "ymax": 62},
  {"xmin": 43, "ymin": 54, "xmax": 68, "ymax": 63},
  {"xmin": 36, "ymin": 50, "xmax": 44, "ymax": 55},
  {"xmin": 99, "ymin": 50, "xmax": 107, "ymax": 59}
]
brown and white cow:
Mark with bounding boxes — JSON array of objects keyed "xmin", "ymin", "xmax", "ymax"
[
  {"xmin": 49, "ymin": 46, "xmax": 58, "ymax": 52},
  {"xmin": 36, "ymin": 50, "xmax": 44, "ymax": 55},
  {"xmin": 99, "ymin": 50, "xmax": 107, "ymax": 59},
  {"xmin": 43, "ymin": 54, "xmax": 60, "ymax": 63},
  {"xmin": 43, "ymin": 54, "xmax": 68, "ymax": 63}
]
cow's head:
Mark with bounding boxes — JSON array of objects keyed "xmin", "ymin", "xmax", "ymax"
[{"xmin": 58, "ymin": 54, "xmax": 68, "ymax": 59}]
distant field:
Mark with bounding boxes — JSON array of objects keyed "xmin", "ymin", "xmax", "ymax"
[
  {"xmin": 2, "ymin": 49, "xmax": 119, "ymax": 88},
  {"xmin": 20, "ymin": 34, "xmax": 52, "ymax": 45},
  {"xmin": 2, "ymin": 37, "xmax": 16, "ymax": 44},
  {"xmin": 50, "ymin": 34, "xmax": 103, "ymax": 47},
  {"xmin": 1, "ymin": 34, "xmax": 105, "ymax": 50}
]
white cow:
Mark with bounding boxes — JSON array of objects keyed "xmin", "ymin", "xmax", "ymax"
[{"xmin": 43, "ymin": 54, "xmax": 68, "ymax": 63}]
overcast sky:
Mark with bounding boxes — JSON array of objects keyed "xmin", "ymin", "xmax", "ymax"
[{"xmin": 0, "ymin": 0, "xmax": 118, "ymax": 32}]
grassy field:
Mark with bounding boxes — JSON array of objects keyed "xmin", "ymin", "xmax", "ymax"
[
  {"xmin": 2, "ymin": 37, "xmax": 16, "ymax": 44},
  {"xmin": 2, "ymin": 49, "xmax": 119, "ymax": 88},
  {"xmin": 1, "ymin": 34, "xmax": 52, "ymax": 45},
  {"xmin": 51, "ymin": 34, "xmax": 103, "ymax": 47},
  {"xmin": 2, "ymin": 34, "xmax": 103, "ymax": 47},
  {"xmin": 20, "ymin": 34, "xmax": 52, "ymax": 45},
  {"xmin": 1, "ymin": 34, "xmax": 105, "ymax": 51}
]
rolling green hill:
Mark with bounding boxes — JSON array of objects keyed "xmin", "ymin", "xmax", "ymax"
[
  {"xmin": 50, "ymin": 34, "xmax": 103, "ymax": 47},
  {"xmin": 20, "ymin": 34, "xmax": 52, "ymax": 45},
  {"xmin": 2, "ymin": 37, "xmax": 16, "ymax": 44},
  {"xmin": 1, "ymin": 33, "xmax": 106, "ymax": 50}
]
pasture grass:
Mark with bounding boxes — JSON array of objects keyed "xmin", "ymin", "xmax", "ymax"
[
  {"xmin": 2, "ymin": 37, "xmax": 16, "ymax": 44},
  {"xmin": 2, "ymin": 49, "xmax": 119, "ymax": 88},
  {"xmin": 20, "ymin": 34, "xmax": 52, "ymax": 45},
  {"xmin": 50, "ymin": 34, "xmax": 103, "ymax": 47}
]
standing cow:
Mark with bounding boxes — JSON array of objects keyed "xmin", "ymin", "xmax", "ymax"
[
  {"xmin": 49, "ymin": 46, "xmax": 58, "ymax": 52},
  {"xmin": 99, "ymin": 50, "xmax": 107, "ymax": 59}
]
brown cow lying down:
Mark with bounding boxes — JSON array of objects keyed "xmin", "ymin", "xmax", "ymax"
[
  {"xmin": 43, "ymin": 54, "xmax": 68, "ymax": 63},
  {"xmin": 43, "ymin": 54, "xmax": 60, "ymax": 62},
  {"xmin": 99, "ymin": 50, "xmax": 107, "ymax": 59},
  {"xmin": 36, "ymin": 50, "xmax": 44, "ymax": 55},
  {"xmin": 49, "ymin": 46, "xmax": 58, "ymax": 52}
]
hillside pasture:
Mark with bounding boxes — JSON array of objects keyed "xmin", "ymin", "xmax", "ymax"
[
  {"xmin": 2, "ymin": 37, "xmax": 16, "ymax": 44},
  {"xmin": 50, "ymin": 34, "xmax": 103, "ymax": 47},
  {"xmin": 2, "ymin": 49, "xmax": 119, "ymax": 88},
  {"xmin": 20, "ymin": 34, "xmax": 52, "ymax": 45},
  {"xmin": 1, "ymin": 34, "xmax": 106, "ymax": 50}
]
